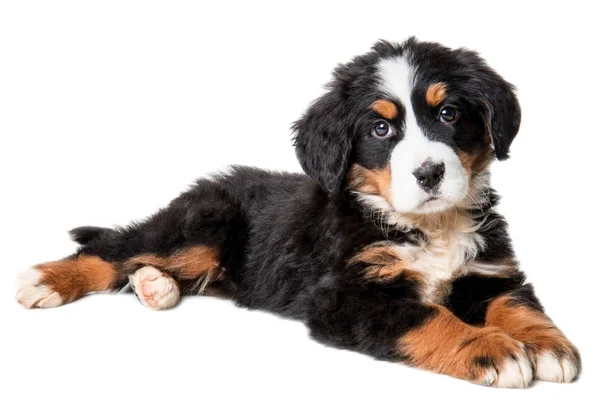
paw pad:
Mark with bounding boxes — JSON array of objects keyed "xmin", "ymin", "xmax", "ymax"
[{"xmin": 129, "ymin": 266, "xmax": 180, "ymax": 310}]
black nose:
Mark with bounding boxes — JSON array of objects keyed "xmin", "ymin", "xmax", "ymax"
[{"xmin": 413, "ymin": 161, "xmax": 445, "ymax": 192}]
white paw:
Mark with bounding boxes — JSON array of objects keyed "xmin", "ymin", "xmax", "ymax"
[
  {"xmin": 475, "ymin": 343, "xmax": 533, "ymax": 388},
  {"xmin": 16, "ymin": 268, "xmax": 63, "ymax": 309},
  {"xmin": 535, "ymin": 351, "xmax": 580, "ymax": 383},
  {"xmin": 129, "ymin": 266, "xmax": 180, "ymax": 310},
  {"xmin": 494, "ymin": 351, "xmax": 534, "ymax": 388}
]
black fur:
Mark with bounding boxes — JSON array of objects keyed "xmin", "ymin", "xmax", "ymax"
[{"xmin": 69, "ymin": 226, "xmax": 115, "ymax": 245}]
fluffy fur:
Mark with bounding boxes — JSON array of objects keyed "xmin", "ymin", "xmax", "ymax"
[{"xmin": 16, "ymin": 38, "xmax": 580, "ymax": 387}]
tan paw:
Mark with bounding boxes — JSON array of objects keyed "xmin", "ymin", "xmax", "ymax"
[
  {"xmin": 485, "ymin": 295, "xmax": 582, "ymax": 384},
  {"xmin": 129, "ymin": 266, "xmax": 180, "ymax": 310},
  {"xmin": 507, "ymin": 320, "xmax": 581, "ymax": 383},
  {"xmin": 16, "ymin": 268, "xmax": 63, "ymax": 309},
  {"xmin": 460, "ymin": 329, "xmax": 534, "ymax": 388}
]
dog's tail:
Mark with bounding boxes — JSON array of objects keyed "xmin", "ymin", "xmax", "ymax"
[{"xmin": 69, "ymin": 226, "xmax": 117, "ymax": 245}]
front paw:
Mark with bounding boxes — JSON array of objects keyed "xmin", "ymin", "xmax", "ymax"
[
  {"xmin": 485, "ymin": 295, "xmax": 581, "ymax": 384},
  {"xmin": 534, "ymin": 349, "xmax": 580, "ymax": 383},
  {"xmin": 458, "ymin": 327, "xmax": 534, "ymax": 388},
  {"xmin": 514, "ymin": 323, "xmax": 581, "ymax": 382}
]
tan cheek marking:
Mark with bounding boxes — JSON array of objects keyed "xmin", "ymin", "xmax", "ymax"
[
  {"xmin": 398, "ymin": 305, "xmax": 524, "ymax": 382},
  {"xmin": 370, "ymin": 99, "xmax": 398, "ymax": 119},
  {"xmin": 458, "ymin": 151, "xmax": 473, "ymax": 176},
  {"xmin": 125, "ymin": 246, "xmax": 223, "ymax": 280},
  {"xmin": 36, "ymin": 256, "xmax": 116, "ymax": 303},
  {"xmin": 486, "ymin": 297, "xmax": 576, "ymax": 356},
  {"xmin": 458, "ymin": 148, "xmax": 495, "ymax": 177},
  {"xmin": 347, "ymin": 164, "xmax": 392, "ymax": 204},
  {"xmin": 472, "ymin": 148, "xmax": 495, "ymax": 174},
  {"xmin": 426, "ymin": 83, "xmax": 447, "ymax": 107}
]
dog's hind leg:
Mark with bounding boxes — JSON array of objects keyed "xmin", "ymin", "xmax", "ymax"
[
  {"xmin": 16, "ymin": 233, "xmax": 226, "ymax": 310},
  {"xmin": 16, "ymin": 251, "xmax": 123, "ymax": 308},
  {"xmin": 16, "ymin": 229, "xmax": 226, "ymax": 309},
  {"xmin": 123, "ymin": 245, "xmax": 225, "ymax": 310},
  {"xmin": 16, "ymin": 177, "xmax": 237, "ymax": 309}
]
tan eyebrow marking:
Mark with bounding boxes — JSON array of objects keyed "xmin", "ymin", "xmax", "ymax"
[
  {"xmin": 370, "ymin": 99, "xmax": 398, "ymax": 119},
  {"xmin": 426, "ymin": 83, "xmax": 447, "ymax": 107}
]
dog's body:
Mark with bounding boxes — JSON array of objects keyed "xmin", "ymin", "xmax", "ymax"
[{"xmin": 17, "ymin": 39, "xmax": 580, "ymax": 387}]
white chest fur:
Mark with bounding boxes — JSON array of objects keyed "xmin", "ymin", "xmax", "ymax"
[{"xmin": 388, "ymin": 210, "xmax": 486, "ymax": 303}]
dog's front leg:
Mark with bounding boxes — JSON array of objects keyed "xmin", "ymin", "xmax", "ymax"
[
  {"xmin": 484, "ymin": 285, "xmax": 581, "ymax": 383},
  {"xmin": 307, "ymin": 287, "xmax": 533, "ymax": 387}
]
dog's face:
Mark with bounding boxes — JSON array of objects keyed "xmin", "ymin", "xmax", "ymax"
[{"xmin": 294, "ymin": 39, "xmax": 520, "ymax": 214}]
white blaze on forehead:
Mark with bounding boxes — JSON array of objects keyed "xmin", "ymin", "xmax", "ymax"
[
  {"xmin": 376, "ymin": 56, "xmax": 468, "ymax": 214},
  {"xmin": 378, "ymin": 57, "xmax": 419, "ymax": 142}
]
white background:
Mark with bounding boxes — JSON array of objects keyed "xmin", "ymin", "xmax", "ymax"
[{"xmin": 1, "ymin": 1, "xmax": 598, "ymax": 412}]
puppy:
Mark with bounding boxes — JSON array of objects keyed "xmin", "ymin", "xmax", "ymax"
[{"xmin": 16, "ymin": 38, "xmax": 580, "ymax": 387}]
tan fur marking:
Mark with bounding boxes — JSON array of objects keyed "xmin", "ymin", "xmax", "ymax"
[
  {"xmin": 126, "ymin": 246, "xmax": 223, "ymax": 281},
  {"xmin": 458, "ymin": 152, "xmax": 473, "ymax": 176},
  {"xmin": 399, "ymin": 305, "xmax": 524, "ymax": 383},
  {"xmin": 486, "ymin": 296, "xmax": 577, "ymax": 356},
  {"xmin": 347, "ymin": 164, "xmax": 392, "ymax": 204},
  {"xmin": 458, "ymin": 148, "xmax": 494, "ymax": 177},
  {"xmin": 349, "ymin": 244, "xmax": 421, "ymax": 282},
  {"xmin": 36, "ymin": 256, "xmax": 116, "ymax": 303},
  {"xmin": 425, "ymin": 83, "xmax": 447, "ymax": 107},
  {"xmin": 370, "ymin": 99, "xmax": 398, "ymax": 119}
]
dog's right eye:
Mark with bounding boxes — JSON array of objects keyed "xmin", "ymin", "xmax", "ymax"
[{"xmin": 371, "ymin": 121, "xmax": 393, "ymax": 138}]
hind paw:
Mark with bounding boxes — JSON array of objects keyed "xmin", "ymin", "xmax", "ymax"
[
  {"xmin": 16, "ymin": 268, "xmax": 63, "ymax": 309},
  {"xmin": 129, "ymin": 266, "xmax": 180, "ymax": 310}
]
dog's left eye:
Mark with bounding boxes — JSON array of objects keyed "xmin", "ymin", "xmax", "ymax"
[
  {"xmin": 371, "ymin": 121, "xmax": 393, "ymax": 138},
  {"xmin": 439, "ymin": 106, "xmax": 458, "ymax": 124}
]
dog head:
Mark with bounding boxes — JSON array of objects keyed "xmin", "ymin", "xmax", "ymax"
[{"xmin": 293, "ymin": 38, "xmax": 520, "ymax": 214}]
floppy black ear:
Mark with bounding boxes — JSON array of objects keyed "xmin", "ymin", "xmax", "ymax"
[
  {"xmin": 459, "ymin": 50, "xmax": 521, "ymax": 160},
  {"xmin": 480, "ymin": 80, "xmax": 521, "ymax": 160},
  {"xmin": 292, "ymin": 90, "xmax": 353, "ymax": 192}
]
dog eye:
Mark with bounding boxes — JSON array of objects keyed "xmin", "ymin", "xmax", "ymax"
[
  {"xmin": 371, "ymin": 121, "xmax": 393, "ymax": 138},
  {"xmin": 439, "ymin": 106, "xmax": 458, "ymax": 124}
]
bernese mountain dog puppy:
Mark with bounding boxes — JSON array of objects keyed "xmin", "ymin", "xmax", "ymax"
[{"xmin": 16, "ymin": 38, "xmax": 581, "ymax": 387}]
